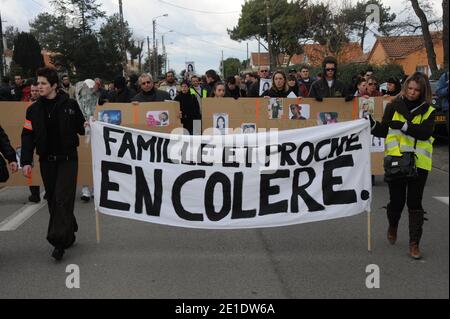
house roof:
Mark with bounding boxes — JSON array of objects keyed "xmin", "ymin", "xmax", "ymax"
[
  {"xmin": 370, "ymin": 32, "xmax": 442, "ymax": 59},
  {"xmin": 251, "ymin": 42, "xmax": 364, "ymax": 68}
]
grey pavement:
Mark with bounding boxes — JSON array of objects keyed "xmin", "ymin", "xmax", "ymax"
[{"xmin": 0, "ymin": 144, "xmax": 448, "ymax": 299}]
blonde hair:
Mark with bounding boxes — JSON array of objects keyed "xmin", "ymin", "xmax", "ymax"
[{"xmin": 400, "ymin": 72, "xmax": 432, "ymax": 103}]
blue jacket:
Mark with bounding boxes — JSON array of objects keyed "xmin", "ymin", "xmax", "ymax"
[{"xmin": 436, "ymin": 72, "xmax": 448, "ymax": 112}]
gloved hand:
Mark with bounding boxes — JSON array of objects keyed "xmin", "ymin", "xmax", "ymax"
[
  {"xmin": 364, "ymin": 113, "xmax": 375, "ymax": 127},
  {"xmin": 344, "ymin": 95, "xmax": 354, "ymax": 102},
  {"xmin": 315, "ymin": 96, "xmax": 323, "ymax": 102},
  {"xmin": 389, "ymin": 120, "xmax": 404, "ymax": 130}
]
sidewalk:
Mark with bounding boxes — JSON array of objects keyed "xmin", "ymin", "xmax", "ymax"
[{"xmin": 433, "ymin": 141, "xmax": 449, "ymax": 172}]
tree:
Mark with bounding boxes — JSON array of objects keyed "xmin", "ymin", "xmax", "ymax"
[
  {"xmin": 221, "ymin": 58, "xmax": 242, "ymax": 78},
  {"xmin": 228, "ymin": 0, "xmax": 319, "ymax": 68},
  {"xmin": 339, "ymin": 0, "xmax": 398, "ymax": 49},
  {"xmin": 4, "ymin": 26, "xmax": 19, "ymax": 50},
  {"xmin": 29, "ymin": 13, "xmax": 68, "ymax": 51},
  {"xmin": 410, "ymin": 0, "xmax": 439, "ymax": 78},
  {"xmin": 50, "ymin": 0, "xmax": 105, "ymax": 35},
  {"xmin": 144, "ymin": 53, "xmax": 166, "ymax": 79},
  {"xmin": 12, "ymin": 32, "xmax": 45, "ymax": 77},
  {"xmin": 443, "ymin": 0, "xmax": 448, "ymax": 70},
  {"xmin": 128, "ymin": 40, "xmax": 144, "ymax": 72}
]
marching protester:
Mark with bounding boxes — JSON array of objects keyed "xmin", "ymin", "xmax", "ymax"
[
  {"xmin": 11, "ymin": 74, "xmax": 25, "ymax": 101},
  {"xmin": 366, "ymin": 75, "xmax": 383, "ymax": 97},
  {"xmin": 297, "ymin": 65, "xmax": 314, "ymax": 97},
  {"xmin": 21, "ymin": 67, "xmax": 87, "ymax": 261},
  {"xmin": 354, "ymin": 76, "xmax": 369, "ymax": 98},
  {"xmin": 159, "ymin": 71, "xmax": 181, "ymax": 99},
  {"xmin": 247, "ymin": 66, "xmax": 270, "ymax": 97},
  {"xmin": 109, "ymin": 76, "xmax": 136, "ymax": 103},
  {"xmin": 261, "ymin": 71, "xmax": 289, "ymax": 98},
  {"xmin": 28, "ymin": 81, "xmax": 43, "ymax": 203},
  {"xmin": 211, "ymin": 82, "xmax": 226, "ymax": 98},
  {"xmin": 309, "ymin": 56, "xmax": 353, "ymax": 101},
  {"xmin": 204, "ymin": 70, "xmax": 221, "ymax": 97},
  {"xmin": 368, "ymin": 72, "xmax": 436, "ymax": 259},
  {"xmin": 60, "ymin": 75, "xmax": 76, "ymax": 99},
  {"xmin": 436, "ymin": 70, "xmax": 448, "ymax": 133},
  {"xmin": 224, "ymin": 76, "xmax": 241, "ymax": 99},
  {"xmin": 0, "ymin": 76, "xmax": 13, "ymax": 101},
  {"xmin": 0, "ymin": 125, "xmax": 19, "ymax": 182},
  {"xmin": 189, "ymin": 75, "xmax": 208, "ymax": 100},
  {"xmin": 174, "ymin": 81, "xmax": 202, "ymax": 135},
  {"xmin": 383, "ymin": 77, "xmax": 402, "ymax": 96},
  {"xmin": 131, "ymin": 73, "xmax": 171, "ymax": 102},
  {"xmin": 287, "ymin": 74, "xmax": 300, "ymax": 97}
]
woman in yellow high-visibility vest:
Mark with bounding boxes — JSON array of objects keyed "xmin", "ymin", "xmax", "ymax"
[{"xmin": 369, "ymin": 72, "xmax": 436, "ymax": 260}]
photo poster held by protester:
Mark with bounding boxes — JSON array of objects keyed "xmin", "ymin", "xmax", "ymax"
[
  {"xmin": 241, "ymin": 123, "xmax": 256, "ymax": 134},
  {"xmin": 213, "ymin": 113, "xmax": 229, "ymax": 135},
  {"xmin": 185, "ymin": 62, "xmax": 195, "ymax": 75},
  {"xmin": 289, "ymin": 104, "xmax": 310, "ymax": 120},
  {"xmin": 90, "ymin": 119, "xmax": 372, "ymax": 229},
  {"xmin": 99, "ymin": 110, "xmax": 122, "ymax": 125},
  {"xmin": 370, "ymin": 136, "xmax": 385, "ymax": 153},
  {"xmin": 259, "ymin": 79, "xmax": 272, "ymax": 96},
  {"xmin": 317, "ymin": 112, "xmax": 338, "ymax": 125},
  {"xmin": 167, "ymin": 86, "xmax": 177, "ymax": 100},
  {"xmin": 358, "ymin": 97, "xmax": 375, "ymax": 119},
  {"xmin": 146, "ymin": 111, "xmax": 170, "ymax": 127},
  {"xmin": 268, "ymin": 98, "xmax": 283, "ymax": 119}
]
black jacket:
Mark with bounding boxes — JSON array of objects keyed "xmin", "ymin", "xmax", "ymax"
[
  {"xmin": 109, "ymin": 87, "xmax": 137, "ymax": 103},
  {"xmin": 20, "ymin": 92, "xmax": 85, "ymax": 166},
  {"xmin": 372, "ymin": 96, "xmax": 436, "ymax": 141},
  {"xmin": 131, "ymin": 88, "xmax": 171, "ymax": 102},
  {"xmin": 308, "ymin": 78, "xmax": 348, "ymax": 98},
  {"xmin": 262, "ymin": 87, "xmax": 288, "ymax": 98},
  {"xmin": 174, "ymin": 92, "xmax": 201, "ymax": 120},
  {"xmin": 0, "ymin": 125, "xmax": 16, "ymax": 163}
]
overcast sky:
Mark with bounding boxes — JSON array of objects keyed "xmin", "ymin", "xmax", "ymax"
[{"xmin": 0, "ymin": 0, "xmax": 443, "ymax": 76}]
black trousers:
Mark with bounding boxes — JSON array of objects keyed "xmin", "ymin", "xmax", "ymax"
[
  {"xmin": 40, "ymin": 159, "xmax": 78, "ymax": 249},
  {"xmin": 387, "ymin": 168, "xmax": 429, "ymax": 243},
  {"xmin": 387, "ymin": 168, "xmax": 428, "ymax": 213}
]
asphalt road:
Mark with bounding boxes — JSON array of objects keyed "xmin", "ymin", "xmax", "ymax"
[{"xmin": 0, "ymin": 144, "xmax": 448, "ymax": 299}]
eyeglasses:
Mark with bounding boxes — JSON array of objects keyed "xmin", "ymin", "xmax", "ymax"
[
  {"xmin": 141, "ymin": 81, "xmax": 152, "ymax": 85},
  {"xmin": 325, "ymin": 68, "xmax": 336, "ymax": 72},
  {"xmin": 368, "ymin": 82, "xmax": 377, "ymax": 86},
  {"xmin": 260, "ymin": 70, "xmax": 268, "ymax": 73}
]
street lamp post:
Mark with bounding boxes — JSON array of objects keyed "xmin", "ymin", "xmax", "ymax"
[
  {"xmin": 161, "ymin": 30, "xmax": 173, "ymax": 74},
  {"xmin": 152, "ymin": 14, "xmax": 168, "ymax": 80}
]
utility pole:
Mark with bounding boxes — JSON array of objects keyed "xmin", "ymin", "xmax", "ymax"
[
  {"xmin": 265, "ymin": 0, "xmax": 273, "ymax": 70},
  {"xmin": 118, "ymin": 0, "xmax": 128, "ymax": 76},
  {"xmin": 246, "ymin": 42, "xmax": 249, "ymax": 70},
  {"xmin": 221, "ymin": 50, "xmax": 224, "ymax": 78},
  {"xmin": 0, "ymin": 11, "xmax": 5, "ymax": 79},
  {"xmin": 162, "ymin": 35, "xmax": 166, "ymax": 74},
  {"xmin": 152, "ymin": 19, "xmax": 156, "ymax": 79},
  {"xmin": 147, "ymin": 36, "xmax": 151, "ymax": 74}
]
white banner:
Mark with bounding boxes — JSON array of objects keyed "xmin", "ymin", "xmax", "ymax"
[{"xmin": 91, "ymin": 119, "xmax": 372, "ymax": 229}]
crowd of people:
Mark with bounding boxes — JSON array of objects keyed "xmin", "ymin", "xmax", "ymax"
[{"xmin": 0, "ymin": 54, "xmax": 448, "ymax": 261}]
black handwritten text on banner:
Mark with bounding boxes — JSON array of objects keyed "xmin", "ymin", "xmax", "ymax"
[{"xmin": 91, "ymin": 120, "xmax": 372, "ymax": 229}]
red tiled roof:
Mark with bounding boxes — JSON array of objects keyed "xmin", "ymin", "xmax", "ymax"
[{"xmin": 374, "ymin": 32, "xmax": 442, "ymax": 58}]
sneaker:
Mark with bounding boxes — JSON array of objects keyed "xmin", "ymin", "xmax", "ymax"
[
  {"xmin": 409, "ymin": 242, "xmax": 422, "ymax": 260},
  {"xmin": 81, "ymin": 186, "xmax": 91, "ymax": 202}
]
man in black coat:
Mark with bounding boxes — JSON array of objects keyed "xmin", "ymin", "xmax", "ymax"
[
  {"xmin": 21, "ymin": 67, "xmax": 86, "ymax": 261},
  {"xmin": 309, "ymin": 56, "xmax": 353, "ymax": 102},
  {"xmin": 131, "ymin": 73, "xmax": 171, "ymax": 102},
  {"xmin": 0, "ymin": 125, "xmax": 18, "ymax": 179}
]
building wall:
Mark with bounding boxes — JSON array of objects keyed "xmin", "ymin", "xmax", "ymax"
[
  {"xmin": 400, "ymin": 40, "xmax": 444, "ymax": 76},
  {"xmin": 368, "ymin": 42, "xmax": 390, "ymax": 65}
]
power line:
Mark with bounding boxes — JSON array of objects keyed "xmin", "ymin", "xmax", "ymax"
[
  {"xmin": 156, "ymin": 23, "xmax": 247, "ymax": 53},
  {"xmin": 157, "ymin": 0, "xmax": 239, "ymax": 15}
]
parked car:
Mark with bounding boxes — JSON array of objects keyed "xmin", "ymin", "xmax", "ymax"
[{"xmin": 430, "ymin": 80, "xmax": 447, "ymax": 139}]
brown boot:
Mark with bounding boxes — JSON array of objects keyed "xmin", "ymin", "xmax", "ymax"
[
  {"xmin": 387, "ymin": 226, "xmax": 397, "ymax": 245},
  {"xmin": 409, "ymin": 242, "xmax": 422, "ymax": 259}
]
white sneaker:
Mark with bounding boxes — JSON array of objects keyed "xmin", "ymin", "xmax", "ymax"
[{"xmin": 81, "ymin": 186, "xmax": 91, "ymax": 202}]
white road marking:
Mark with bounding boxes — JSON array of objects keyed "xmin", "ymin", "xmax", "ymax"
[
  {"xmin": 0, "ymin": 192, "xmax": 47, "ymax": 231},
  {"xmin": 434, "ymin": 197, "xmax": 449, "ymax": 206}
]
